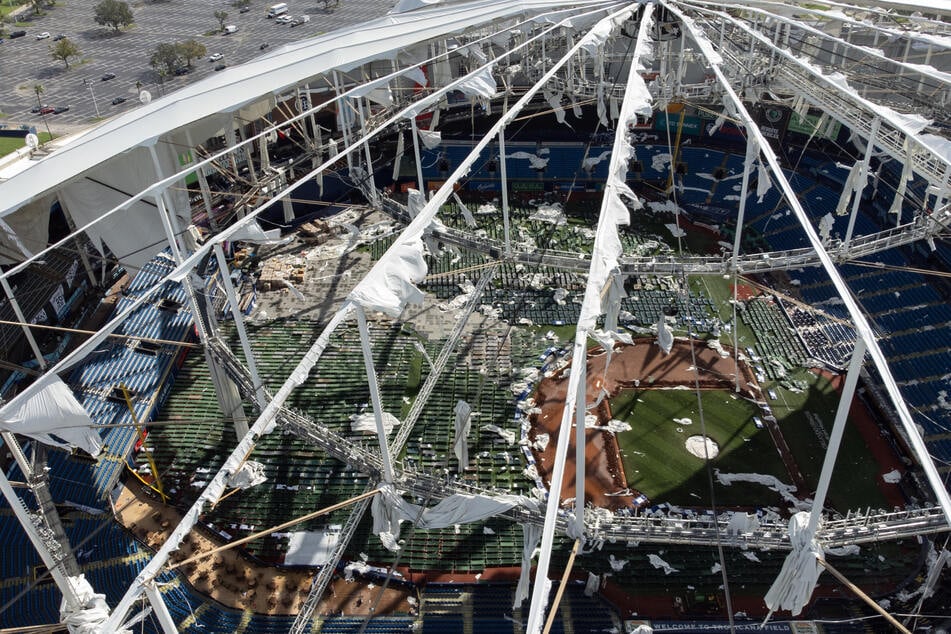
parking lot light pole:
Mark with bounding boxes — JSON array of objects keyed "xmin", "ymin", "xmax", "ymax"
[{"xmin": 83, "ymin": 79, "xmax": 101, "ymax": 117}]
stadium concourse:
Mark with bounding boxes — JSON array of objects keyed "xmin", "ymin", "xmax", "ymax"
[{"xmin": 1, "ymin": 0, "xmax": 951, "ymax": 632}]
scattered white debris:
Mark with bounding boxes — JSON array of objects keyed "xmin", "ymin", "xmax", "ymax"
[
  {"xmin": 882, "ymin": 469, "xmax": 902, "ymax": 484},
  {"xmin": 648, "ymin": 554, "xmax": 679, "ymax": 575}
]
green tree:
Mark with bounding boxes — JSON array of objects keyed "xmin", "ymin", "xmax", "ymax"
[
  {"xmin": 213, "ymin": 10, "xmax": 228, "ymax": 31},
  {"xmin": 232, "ymin": 0, "xmax": 250, "ymax": 8},
  {"xmin": 30, "ymin": 0, "xmax": 46, "ymax": 16},
  {"xmin": 50, "ymin": 37, "xmax": 81, "ymax": 69},
  {"xmin": 93, "ymin": 0, "xmax": 134, "ymax": 33},
  {"xmin": 149, "ymin": 42, "xmax": 181, "ymax": 78},
  {"xmin": 33, "ymin": 84, "xmax": 53, "ymax": 140},
  {"xmin": 176, "ymin": 39, "xmax": 206, "ymax": 68}
]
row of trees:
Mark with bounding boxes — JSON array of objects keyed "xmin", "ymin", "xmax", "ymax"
[{"xmin": 149, "ymin": 40, "xmax": 207, "ymax": 78}]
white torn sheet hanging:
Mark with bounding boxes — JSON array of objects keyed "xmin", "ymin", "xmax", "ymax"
[
  {"xmin": 418, "ymin": 129, "xmax": 442, "ymax": 150},
  {"xmin": 514, "ymin": 519, "xmax": 543, "ymax": 607},
  {"xmin": 407, "ymin": 188, "xmax": 427, "ymax": 217},
  {"xmin": 456, "ymin": 66, "xmax": 498, "ymax": 100},
  {"xmin": 834, "ymin": 161, "xmax": 864, "ymax": 216},
  {"xmin": 227, "ymin": 460, "xmax": 267, "ymax": 489},
  {"xmin": 0, "ymin": 376, "xmax": 102, "ymax": 456},
  {"xmin": 507, "ymin": 151, "xmax": 549, "ymax": 171},
  {"xmin": 756, "ymin": 160, "xmax": 771, "ymax": 203},
  {"xmin": 481, "ymin": 424, "xmax": 515, "ymax": 444},
  {"xmin": 764, "ymin": 511, "xmax": 824, "ymax": 615},
  {"xmin": 347, "ymin": 230, "xmax": 426, "ymax": 317},
  {"xmin": 453, "ymin": 400, "xmax": 472, "ymax": 472},
  {"xmin": 583, "ymin": 572, "xmax": 600, "ymax": 596},
  {"xmin": 889, "ymin": 139, "xmax": 914, "ymax": 218},
  {"xmin": 230, "ymin": 220, "xmax": 286, "ymax": 244},
  {"xmin": 371, "ymin": 483, "xmax": 531, "ymax": 550},
  {"xmin": 351, "ymin": 411, "xmax": 400, "ymax": 434},
  {"xmin": 452, "ymin": 192, "xmax": 477, "ymax": 227},
  {"xmin": 657, "ymin": 314, "xmax": 673, "ymax": 354},
  {"xmin": 402, "ymin": 66, "xmax": 428, "ymax": 87},
  {"xmin": 60, "ymin": 574, "xmax": 128, "ymax": 634},
  {"xmin": 544, "ymin": 88, "xmax": 568, "ymax": 126}
]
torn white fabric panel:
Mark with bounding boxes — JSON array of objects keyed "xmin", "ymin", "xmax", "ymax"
[
  {"xmin": 347, "ymin": 231, "xmax": 426, "ymax": 317},
  {"xmin": 418, "ymin": 129, "xmax": 442, "ymax": 150},
  {"xmin": 579, "ymin": 18, "xmax": 614, "ymax": 59},
  {"xmin": 227, "ymin": 460, "xmax": 267, "ymax": 489},
  {"xmin": 756, "ymin": 160, "xmax": 771, "ymax": 203},
  {"xmin": 889, "ymin": 139, "xmax": 914, "ymax": 217},
  {"xmin": 584, "ymin": 572, "xmax": 600, "ymax": 596},
  {"xmin": 453, "ymin": 400, "xmax": 472, "ymax": 472},
  {"xmin": 544, "ymin": 88, "xmax": 567, "ymax": 126},
  {"xmin": 60, "ymin": 574, "xmax": 127, "ymax": 634},
  {"xmin": 657, "ymin": 314, "xmax": 673, "ymax": 354},
  {"xmin": 764, "ymin": 512, "xmax": 823, "ymax": 615},
  {"xmin": 835, "ymin": 161, "xmax": 863, "ymax": 216},
  {"xmin": 577, "ymin": 190, "xmax": 626, "ymax": 330},
  {"xmin": 0, "ymin": 376, "xmax": 102, "ymax": 456},
  {"xmin": 457, "ymin": 66, "xmax": 498, "ymax": 100},
  {"xmin": 514, "ymin": 520, "xmax": 543, "ymax": 607},
  {"xmin": 403, "ymin": 66, "xmax": 428, "ymax": 87},
  {"xmin": 452, "ymin": 192, "xmax": 477, "ymax": 227},
  {"xmin": 507, "ymin": 151, "xmax": 549, "ymax": 171},
  {"xmin": 407, "ymin": 188, "xmax": 426, "ymax": 217},
  {"xmin": 229, "ymin": 220, "xmax": 284, "ymax": 244},
  {"xmin": 582, "ymin": 151, "xmax": 612, "ymax": 173},
  {"xmin": 371, "ymin": 483, "xmax": 530, "ymax": 547},
  {"xmin": 351, "ymin": 411, "xmax": 400, "ymax": 434},
  {"xmin": 481, "ymin": 424, "xmax": 515, "ymax": 444}
]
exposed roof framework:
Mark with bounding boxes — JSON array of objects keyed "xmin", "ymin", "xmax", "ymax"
[{"xmin": 0, "ymin": 0, "xmax": 950, "ymax": 631}]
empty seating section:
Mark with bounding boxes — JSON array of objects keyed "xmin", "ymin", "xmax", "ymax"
[{"xmin": 740, "ymin": 298, "xmax": 807, "ymax": 377}]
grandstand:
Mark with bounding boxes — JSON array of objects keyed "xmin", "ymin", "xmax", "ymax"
[{"xmin": 1, "ymin": 0, "xmax": 951, "ymax": 632}]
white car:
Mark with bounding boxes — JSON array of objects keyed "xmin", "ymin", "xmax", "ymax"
[
  {"xmin": 36, "ymin": 32, "xmax": 50, "ymax": 40},
  {"xmin": 275, "ymin": 15, "xmax": 293, "ymax": 23},
  {"xmin": 208, "ymin": 53, "xmax": 223, "ymax": 62}
]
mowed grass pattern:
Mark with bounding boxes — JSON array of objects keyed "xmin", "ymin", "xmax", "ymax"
[{"xmin": 611, "ymin": 388, "xmax": 789, "ymax": 507}]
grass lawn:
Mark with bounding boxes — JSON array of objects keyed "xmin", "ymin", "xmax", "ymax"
[
  {"xmin": 767, "ymin": 367, "xmax": 890, "ymax": 511},
  {"xmin": 0, "ymin": 132, "xmax": 53, "ymax": 157},
  {"xmin": 611, "ymin": 388, "xmax": 789, "ymax": 507}
]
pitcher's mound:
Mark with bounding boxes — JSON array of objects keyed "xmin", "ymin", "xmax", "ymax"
[{"xmin": 685, "ymin": 435, "xmax": 719, "ymax": 459}]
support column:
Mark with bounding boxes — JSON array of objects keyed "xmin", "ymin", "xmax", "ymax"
[
  {"xmin": 333, "ymin": 71, "xmax": 354, "ymax": 172},
  {"xmin": 844, "ymin": 117, "xmax": 880, "ymax": 247},
  {"xmin": 807, "ymin": 338, "xmax": 867, "ymax": 535},
  {"xmin": 411, "ymin": 117, "xmax": 425, "ymax": 194},
  {"xmin": 149, "ymin": 147, "xmax": 249, "ymax": 439},
  {"xmin": 0, "ymin": 277, "xmax": 45, "ymax": 369},
  {"xmin": 58, "ymin": 199, "xmax": 98, "ymax": 287},
  {"xmin": 0, "ymin": 462, "xmax": 81, "ymax": 610},
  {"xmin": 498, "ymin": 126, "xmax": 512, "ymax": 257},
  {"xmin": 573, "ymin": 354, "xmax": 586, "ymax": 537},
  {"xmin": 732, "ymin": 140, "xmax": 757, "ymax": 393},
  {"xmin": 214, "ymin": 243, "xmax": 267, "ymax": 408},
  {"xmin": 355, "ymin": 306, "xmax": 394, "ymax": 483},
  {"xmin": 144, "ymin": 581, "xmax": 179, "ymax": 634},
  {"xmin": 357, "ymin": 96, "xmax": 379, "ymax": 204},
  {"xmin": 185, "ymin": 128, "xmax": 219, "ymax": 232},
  {"xmin": 2, "ymin": 433, "xmax": 79, "ymax": 576}
]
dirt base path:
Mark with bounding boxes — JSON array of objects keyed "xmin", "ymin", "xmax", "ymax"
[{"xmin": 529, "ymin": 338, "xmax": 758, "ymax": 509}]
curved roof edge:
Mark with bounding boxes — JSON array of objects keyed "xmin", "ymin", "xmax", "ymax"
[{"xmin": 0, "ymin": 0, "xmax": 612, "ymax": 218}]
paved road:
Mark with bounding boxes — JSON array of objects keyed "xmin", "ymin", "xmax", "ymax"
[{"xmin": 0, "ymin": 0, "xmax": 393, "ymax": 134}]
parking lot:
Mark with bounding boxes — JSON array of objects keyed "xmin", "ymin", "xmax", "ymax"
[{"xmin": 0, "ymin": 0, "xmax": 392, "ymax": 133}]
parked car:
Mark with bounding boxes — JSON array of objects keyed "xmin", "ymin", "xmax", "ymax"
[
  {"xmin": 259, "ymin": 42, "xmax": 270, "ymax": 50},
  {"xmin": 30, "ymin": 104, "xmax": 49, "ymax": 113},
  {"xmin": 208, "ymin": 53, "xmax": 223, "ymax": 62},
  {"xmin": 53, "ymin": 105, "xmax": 70, "ymax": 114},
  {"xmin": 239, "ymin": 6, "xmax": 250, "ymax": 12},
  {"xmin": 101, "ymin": 72, "xmax": 116, "ymax": 81},
  {"xmin": 174, "ymin": 66, "xmax": 191, "ymax": 76},
  {"xmin": 53, "ymin": 34, "xmax": 66, "ymax": 41},
  {"xmin": 38, "ymin": 106, "xmax": 55, "ymax": 114},
  {"xmin": 290, "ymin": 15, "xmax": 310, "ymax": 26},
  {"xmin": 223, "ymin": 25, "xmax": 238, "ymax": 34},
  {"xmin": 214, "ymin": 63, "xmax": 227, "ymax": 71},
  {"xmin": 111, "ymin": 96, "xmax": 127, "ymax": 105},
  {"xmin": 35, "ymin": 31, "xmax": 50, "ymax": 40},
  {"xmin": 9, "ymin": 30, "xmax": 27, "ymax": 39},
  {"xmin": 275, "ymin": 14, "xmax": 293, "ymax": 23}
]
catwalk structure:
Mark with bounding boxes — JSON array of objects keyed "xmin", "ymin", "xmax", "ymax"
[{"xmin": 1, "ymin": 0, "xmax": 951, "ymax": 631}]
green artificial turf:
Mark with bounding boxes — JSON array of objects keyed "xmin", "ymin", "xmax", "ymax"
[{"xmin": 611, "ymin": 388, "xmax": 788, "ymax": 507}]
